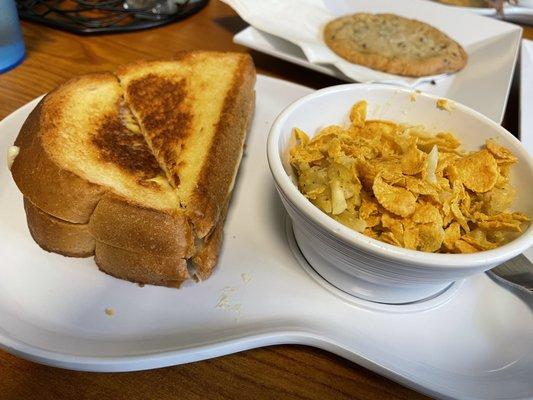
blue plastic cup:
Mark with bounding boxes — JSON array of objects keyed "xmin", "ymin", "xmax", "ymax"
[{"xmin": 0, "ymin": 0, "xmax": 26, "ymax": 73}]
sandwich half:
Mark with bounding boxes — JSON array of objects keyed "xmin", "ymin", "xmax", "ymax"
[
  {"xmin": 10, "ymin": 51, "xmax": 255, "ymax": 287},
  {"xmin": 117, "ymin": 51, "xmax": 255, "ymax": 238}
]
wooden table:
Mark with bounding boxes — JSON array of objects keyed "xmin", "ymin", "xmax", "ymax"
[{"xmin": 0, "ymin": 2, "xmax": 531, "ymax": 399}]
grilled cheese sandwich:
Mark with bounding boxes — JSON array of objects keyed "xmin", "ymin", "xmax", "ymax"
[{"xmin": 10, "ymin": 51, "xmax": 255, "ymax": 287}]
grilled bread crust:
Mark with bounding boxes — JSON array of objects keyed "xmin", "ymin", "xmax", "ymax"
[
  {"xmin": 12, "ymin": 95, "xmax": 107, "ymax": 224},
  {"xmin": 192, "ymin": 203, "xmax": 228, "ymax": 281},
  {"xmin": 24, "ymin": 196, "xmax": 190, "ymax": 287},
  {"xmin": 94, "ymin": 242, "xmax": 189, "ymax": 288},
  {"xmin": 89, "ymin": 194, "xmax": 194, "ymax": 259},
  {"xmin": 24, "ymin": 198, "xmax": 226, "ymax": 287},
  {"xmin": 11, "ymin": 53, "xmax": 255, "ymax": 287},
  {"xmin": 23, "ymin": 197, "xmax": 96, "ymax": 257},
  {"xmin": 186, "ymin": 54, "xmax": 255, "ymax": 238}
]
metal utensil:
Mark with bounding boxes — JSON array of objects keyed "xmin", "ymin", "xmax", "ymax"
[{"xmin": 488, "ymin": 254, "xmax": 533, "ymax": 292}]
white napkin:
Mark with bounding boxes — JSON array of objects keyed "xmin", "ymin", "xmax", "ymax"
[
  {"xmin": 222, "ymin": 0, "xmax": 447, "ymax": 87},
  {"xmin": 520, "ymin": 39, "xmax": 533, "ymax": 157}
]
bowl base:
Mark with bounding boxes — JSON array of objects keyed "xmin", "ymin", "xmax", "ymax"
[{"xmin": 286, "ymin": 218, "xmax": 456, "ymax": 305}]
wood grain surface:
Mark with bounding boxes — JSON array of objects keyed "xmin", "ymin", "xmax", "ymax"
[{"xmin": 0, "ymin": 2, "xmax": 531, "ymax": 399}]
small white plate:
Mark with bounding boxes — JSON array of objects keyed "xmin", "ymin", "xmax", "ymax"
[
  {"xmin": 0, "ymin": 75, "xmax": 532, "ymax": 400},
  {"xmin": 520, "ymin": 39, "xmax": 533, "ymax": 155},
  {"xmin": 233, "ymin": 0, "xmax": 523, "ymax": 123}
]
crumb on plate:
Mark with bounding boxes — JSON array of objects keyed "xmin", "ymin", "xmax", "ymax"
[
  {"xmin": 436, "ymin": 98, "xmax": 452, "ymax": 111},
  {"xmin": 241, "ymin": 273, "xmax": 252, "ymax": 283},
  {"xmin": 410, "ymin": 90, "xmax": 421, "ymax": 102}
]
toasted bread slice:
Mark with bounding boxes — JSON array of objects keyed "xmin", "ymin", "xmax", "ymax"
[
  {"xmin": 12, "ymin": 73, "xmax": 195, "ymax": 259},
  {"xmin": 117, "ymin": 51, "xmax": 255, "ymax": 238},
  {"xmin": 94, "ymin": 242, "xmax": 189, "ymax": 288},
  {"xmin": 11, "ymin": 73, "xmax": 180, "ymax": 223},
  {"xmin": 24, "ymin": 196, "xmax": 226, "ymax": 287},
  {"xmin": 24, "ymin": 197, "xmax": 95, "ymax": 257}
]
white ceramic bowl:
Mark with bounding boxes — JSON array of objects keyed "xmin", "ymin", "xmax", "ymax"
[{"xmin": 267, "ymin": 84, "xmax": 533, "ymax": 304}]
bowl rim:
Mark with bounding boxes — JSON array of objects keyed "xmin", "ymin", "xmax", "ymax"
[{"xmin": 267, "ymin": 83, "xmax": 533, "ymax": 269}]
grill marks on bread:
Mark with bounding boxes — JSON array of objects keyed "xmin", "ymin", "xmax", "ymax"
[
  {"xmin": 126, "ymin": 74, "xmax": 192, "ymax": 186},
  {"xmin": 92, "ymin": 115, "xmax": 162, "ymax": 186},
  {"xmin": 115, "ymin": 53, "xmax": 255, "ymax": 242}
]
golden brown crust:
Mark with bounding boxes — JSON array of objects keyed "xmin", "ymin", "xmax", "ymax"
[
  {"xmin": 23, "ymin": 198, "xmax": 193, "ymax": 287},
  {"xmin": 94, "ymin": 241, "xmax": 189, "ymax": 288},
  {"xmin": 187, "ymin": 54, "xmax": 256, "ymax": 237},
  {"xmin": 324, "ymin": 13, "xmax": 467, "ymax": 77},
  {"xmin": 11, "ymin": 99, "xmax": 107, "ymax": 223},
  {"xmin": 23, "ymin": 197, "xmax": 96, "ymax": 257},
  {"xmin": 191, "ymin": 203, "xmax": 229, "ymax": 281},
  {"xmin": 89, "ymin": 193, "xmax": 194, "ymax": 258},
  {"xmin": 113, "ymin": 50, "xmax": 204, "ymax": 77}
]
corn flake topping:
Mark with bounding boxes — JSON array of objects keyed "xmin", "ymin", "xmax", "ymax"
[{"xmin": 289, "ymin": 101, "xmax": 529, "ymax": 253}]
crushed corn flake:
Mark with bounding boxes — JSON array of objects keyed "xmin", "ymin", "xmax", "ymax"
[{"xmin": 289, "ymin": 100, "xmax": 529, "ymax": 253}]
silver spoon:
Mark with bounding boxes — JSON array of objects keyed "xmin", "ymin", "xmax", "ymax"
[{"xmin": 488, "ymin": 254, "xmax": 533, "ymax": 293}]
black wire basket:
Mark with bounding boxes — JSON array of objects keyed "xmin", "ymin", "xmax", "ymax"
[{"xmin": 16, "ymin": 0, "xmax": 208, "ymax": 34}]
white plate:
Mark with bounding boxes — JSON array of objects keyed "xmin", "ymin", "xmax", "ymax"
[
  {"xmin": 521, "ymin": 39, "xmax": 533, "ymax": 156},
  {"xmin": 234, "ymin": 0, "xmax": 523, "ymax": 123},
  {"xmin": 0, "ymin": 75, "xmax": 532, "ymax": 400}
]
